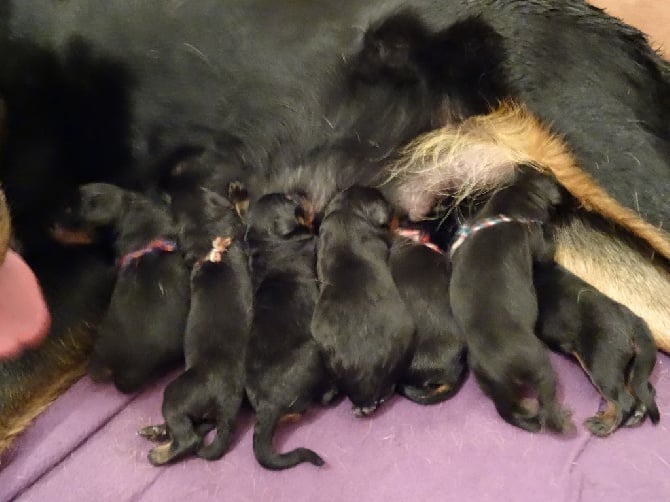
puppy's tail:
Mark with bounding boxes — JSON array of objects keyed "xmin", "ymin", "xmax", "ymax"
[
  {"xmin": 629, "ymin": 325, "xmax": 661, "ymax": 425},
  {"xmin": 253, "ymin": 409, "xmax": 324, "ymax": 470}
]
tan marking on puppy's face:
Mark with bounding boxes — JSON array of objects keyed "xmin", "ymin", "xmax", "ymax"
[{"xmin": 50, "ymin": 224, "xmax": 95, "ymax": 245}]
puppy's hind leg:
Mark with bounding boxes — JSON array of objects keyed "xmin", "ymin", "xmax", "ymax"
[
  {"xmin": 572, "ymin": 351, "xmax": 636, "ymax": 435},
  {"xmin": 584, "ymin": 395, "xmax": 628, "ymax": 437},
  {"xmin": 474, "ymin": 371, "xmax": 542, "ymax": 433},
  {"xmin": 253, "ymin": 407, "xmax": 324, "ymax": 470},
  {"xmin": 139, "ymin": 422, "xmax": 215, "ymax": 443},
  {"xmin": 625, "ymin": 332, "xmax": 660, "ymax": 426},
  {"xmin": 147, "ymin": 412, "xmax": 201, "ymax": 466},
  {"xmin": 196, "ymin": 401, "xmax": 240, "ymax": 461}
]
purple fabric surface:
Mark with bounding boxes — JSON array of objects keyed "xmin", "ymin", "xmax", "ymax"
[{"xmin": 2, "ymin": 353, "xmax": 669, "ymax": 502}]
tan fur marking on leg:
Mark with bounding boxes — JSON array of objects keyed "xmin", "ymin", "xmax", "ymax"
[
  {"xmin": 389, "ymin": 103, "xmax": 670, "ymax": 259},
  {"xmin": 555, "ymin": 218, "xmax": 670, "ymax": 352}
]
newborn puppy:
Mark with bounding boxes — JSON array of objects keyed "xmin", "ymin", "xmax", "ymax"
[
  {"xmin": 312, "ymin": 185, "xmax": 415, "ymax": 416},
  {"xmin": 139, "ymin": 162, "xmax": 253, "ymax": 465},
  {"xmin": 449, "ymin": 166, "xmax": 573, "ymax": 433},
  {"xmin": 534, "ymin": 262, "xmax": 660, "ymax": 436},
  {"xmin": 57, "ymin": 183, "xmax": 190, "ymax": 393},
  {"xmin": 245, "ymin": 192, "xmax": 334, "ymax": 470},
  {"xmin": 390, "ymin": 230, "xmax": 467, "ymax": 404}
]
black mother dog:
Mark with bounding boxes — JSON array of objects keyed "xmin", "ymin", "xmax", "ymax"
[{"xmin": 1, "ymin": 1, "xmax": 669, "ymax": 446}]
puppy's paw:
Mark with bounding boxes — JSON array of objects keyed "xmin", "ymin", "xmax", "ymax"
[
  {"xmin": 584, "ymin": 414, "xmax": 619, "ymax": 437},
  {"xmin": 352, "ymin": 404, "xmax": 378, "ymax": 418},
  {"xmin": 585, "ymin": 400, "xmax": 622, "ymax": 437},
  {"xmin": 623, "ymin": 403, "xmax": 647, "ymax": 428},
  {"xmin": 138, "ymin": 423, "xmax": 169, "ymax": 443},
  {"xmin": 543, "ymin": 406, "xmax": 575, "ymax": 435},
  {"xmin": 148, "ymin": 441, "xmax": 174, "ymax": 466}
]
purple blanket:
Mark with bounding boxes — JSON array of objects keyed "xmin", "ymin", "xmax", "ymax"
[{"xmin": 2, "ymin": 353, "xmax": 669, "ymax": 502}]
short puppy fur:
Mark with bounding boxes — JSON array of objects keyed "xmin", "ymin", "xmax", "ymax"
[
  {"xmin": 312, "ymin": 185, "xmax": 415, "ymax": 416},
  {"xmin": 139, "ymin": 159, "xmax": 253, "ymax": 465},
  {"xmin": 245, "ymin": 192, "xmax": 334, "ymax": 470},
  {"xmin": 57, "ymin": 182, "xmax": 190, "ymax": 393},
  {"xmin": 534, "ymin": 262, "xmax": 660, "ymax": 436},
  {"xmin": 390, "ymin": 232, "xmax": 467, "ymax": 404},
  {"xmin": 449, "ymin": 167, "xmax": 573, "ymax": 433}
]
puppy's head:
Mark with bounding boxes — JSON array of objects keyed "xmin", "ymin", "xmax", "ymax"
[
  {"xmin": 517, "ymin": 168, "xmax": 567, "ymax": 212},
  {"xmin": 246, "ymin": 192, "xmax": 313, "ymax": 241},
  {"xmin": 68, "ymin": 183, "xmax": 126, "ymax": 226},
  {"xmin": 327, "ymin": 185, "xmax": 394, "ymax": 230},
  {"xmin": 51, "ymin": 183, "xmax": 127, "ymax": 244}
]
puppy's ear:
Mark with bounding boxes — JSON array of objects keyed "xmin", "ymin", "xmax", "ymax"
[
  {"xmin": 273, "ymin": 211, "xmax": 301, "ymax": 237},
  {"xmin": 366, "ymin": 198, "xmax": 393, "ymax": 228},
  {"xmin": 77, "ymin": 184, "xmax": 126, "ymax": 226}
]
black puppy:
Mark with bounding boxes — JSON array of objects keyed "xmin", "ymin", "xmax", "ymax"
[
  {"xmin": 56, "ymin": 182, "xmax": 190, "ymax": 393},
  {"xmin": 245, "ymin": 192, "xmax": 334, "ymax": 470},
  {"xmin": 534, "ymin": 262, "xmax": 660, "ymax": 436},
  {"xmin": 390, "ymin": 230, "xmax": 467, "ymax": 404},
  {"xmin": 138, "ymin": 162, "xmax": 253, "ymax": 465},
  {"xmin": 312, "ymin": 185, "xmax": 415, "ymax": 416},
  {"xmin": 449, "ymin": 167, "xmax": 573, "ymax": 433}
]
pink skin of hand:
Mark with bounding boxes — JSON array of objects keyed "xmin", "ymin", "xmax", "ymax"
[{"xmin": 0, "ymin": 250, "xmax": 51, "ymax": 359}]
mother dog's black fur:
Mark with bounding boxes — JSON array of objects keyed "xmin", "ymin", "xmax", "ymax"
[
  {"xmin": 3, "ymin": 2, "xmax": 668, "ymax": 225},
  {"xmin": 1, "ymin": 0, "xmax": 669, "ymax": 443}
]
